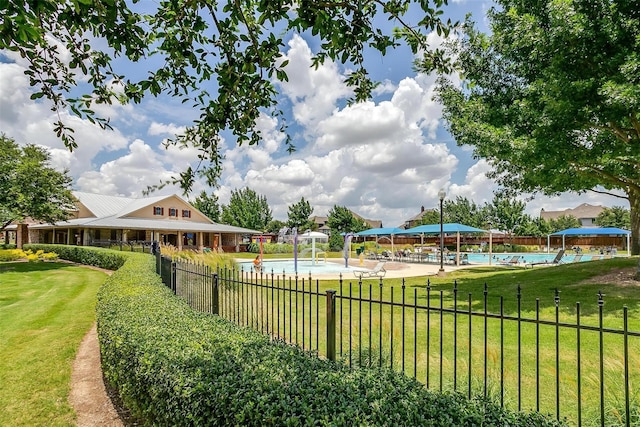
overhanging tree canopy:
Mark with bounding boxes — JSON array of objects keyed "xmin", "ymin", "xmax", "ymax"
[
  {"xmin": 435, "ymin": 0, "xmax": 640, "ymax": 256},
  {"xmin": 2, "ymin": 0, "xmax": 456, "ymax": 192}
]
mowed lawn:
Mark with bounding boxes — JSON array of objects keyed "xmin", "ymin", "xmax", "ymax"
[{"xmin": 0, "ymin": 261, "xmax": 108, "ymax": 427}]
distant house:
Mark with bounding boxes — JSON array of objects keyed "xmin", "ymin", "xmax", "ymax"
[
  {"xmin": 402, "ymin": 206, "xmax": 437, "ymax": 229},
  {"xmin": 310, "ymin": 211, "xmax": 381, "ymax": 233},
  {"xmin": 539, "ymin": 203, "xmax": 605, "ymax": 227},
  {"xmin": 24, "ymin": 191, "xmax": 260, "ymax": 251}
]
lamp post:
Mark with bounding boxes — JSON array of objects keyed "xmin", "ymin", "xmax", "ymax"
[
  {"xmin": 488, "ymin": 220, "xmax": 493, "ymax": 266},
  {"xmin": 438, "ymin": 189, "xmax": 446, "ymax": 275}
]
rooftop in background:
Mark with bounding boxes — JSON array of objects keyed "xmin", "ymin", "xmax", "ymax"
[{"xmin": 539, "ymin": 203, "xmax": 605, "ymax": 227}]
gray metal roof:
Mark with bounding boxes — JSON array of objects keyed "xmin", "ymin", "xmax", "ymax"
[{"xmin": 29, "ymin": 216, "xmax": 260, "ymax": 234}]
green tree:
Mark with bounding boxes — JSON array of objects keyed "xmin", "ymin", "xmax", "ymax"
[
  {"xmin": 265, "ymin": 219, "xmax": 286, "ymax": 234},
  {"xmin": 192, "ymin": 191, "xmax": 220, "ymax": 222},
  {"xmin": 596, "ymin": 206, "xmax": 631, "ymax": 229},
  {"xmin": 487, "ymin": 193, "xmax": 526, "ymax": 244},
  {"xmin": 327, "ymin": 206, "xmax": 364, "ymax": 233},
  {"xmin": 443, "ymin": 196, "xmax": 486, "ymax": 228},
  {"xmin": 287, "ymin": 197, "xmax": 315, "ymax": 232},
  {"xmin": 514, "ymin": 215, "xmax": 551, "ymax": 237},
  {"xmin": 436, "ymin": 0, "xmax": 640, "ymax": 256},
  {"xmin": 326, "ymin": 205, "xmax": 366, "ymax": 250},
  {"xmin": 220, "ymin": 188, "xmax": 272, "ymax": 231},
  {"xmin": 3, "ymin": 0, "xmax": 455, "ymax": 192},
  {"xmin": 0, "ymin": 135, "xmax": 76, "ymax": 231},
  {"xmin": 548, "ymin": 215, "xmax": 581, "ymax": 233},
  {"xmin": 420, "ymin": 209, "xmax": 441, "ymax": 225}
]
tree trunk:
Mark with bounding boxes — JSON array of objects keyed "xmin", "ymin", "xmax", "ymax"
[{"xmin": 629, "ymin": 190, "xmax": 640, "ymax": 279}]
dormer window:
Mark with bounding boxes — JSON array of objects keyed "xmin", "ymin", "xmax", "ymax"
[
  {"xmin": 169, "ymin": 208, "xmax": 178, "ymax": 217},
  {"xmin": 153, "ymin": 206, "xmax": 164, "ymax": 216},
  {"xmin": 182, "ymin": 209, "xmax": 191, "ymax": 218}
]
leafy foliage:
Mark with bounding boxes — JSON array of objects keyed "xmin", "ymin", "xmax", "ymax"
[
  {"xmin": 287, "ymin": 197, "xmax": 315, "ymax": 232},
  {"xmin": 548, "ymin": 215, "xmax": 581, "ymax": 233},
  {"xmin": 265, "ymin": 219, "xmax": 286, "ymax": 234},
  {"xmin": 2, "ymin": 0, "xmax": 457, "ymax": 193},
  {"xmin": 191, "ymin": 191, "xmax": 220, "ymax": 222},
  {"xmin": 0, "ymin": 135, "xmax": 76, "ymax": 230},
  {"xmin": 596, "ymin": 206, "xmax": 631, "ymax": 229},
  {"xmin": 443, "ymin": 196, "xmax": 488, "ymax": 228},
  {"xmin": 435, "ymin": 0, "xmax": 640, "ymax": 253},
  {"xmin": 94, "ymin": 251, "xmax": 565, "ymax": 426},
  {"xmin": 327, "ymin": 205, "xmax": 367, "ymax": 233},
  {"xmin": 220, "ymin": 188, "xmax": 272, "ymax": 231},
  {"xmin": 25, "ymin": 244, "xmax": 128, "ymax": 270}
]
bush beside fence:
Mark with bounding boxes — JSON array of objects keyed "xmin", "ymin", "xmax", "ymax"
[
  {"xmin": 25, "ymin": 244, "xmax": 128, "ymax": 270},
  {"xmin": 86, "ymin": 248, "xmax": 562, "ymax": 426}
]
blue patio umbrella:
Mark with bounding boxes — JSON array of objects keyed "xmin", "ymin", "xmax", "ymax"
[
  {"xmin": 398, "ymin": 223, "xmax": 487, "ymax": 265},
  {"xmin": 356, "ymin": 227, "xmax": 404, "ymax": 256},
  {"xmin": 399, "ymin": 223, "xmax": 486, "ymax": 235}
]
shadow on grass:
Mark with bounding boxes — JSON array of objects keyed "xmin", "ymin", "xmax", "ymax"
[
  {"xmin": 406, "ymin": 257, "xmax": 640, "ymax": 317},
  {"xmin": 0, "ymin": 261, "xmax": 80, "ymax": 274}
]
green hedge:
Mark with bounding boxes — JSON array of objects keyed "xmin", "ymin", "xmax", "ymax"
[
  {"xmin": 91, "ymin": 250, "xmax": 565, "ymax": 426},
  {"xmin": 25, "ymin": 244, "xmax": 128, "ymax": 270}
]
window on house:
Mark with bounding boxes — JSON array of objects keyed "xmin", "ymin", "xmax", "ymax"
[
  {"xmin": 182, "ymin": 209, "xmax": 191, "ymax": 218},
  {"xmin": 169, "ymin": 208, "xmax": 178, "ymax": 217},
  {"xmin": 153, "ymin": 206, "xmax": 164, "ymax": 216}
]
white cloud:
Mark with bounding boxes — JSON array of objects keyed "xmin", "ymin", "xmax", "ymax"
[
  {"xmin": 277, "ymin": 34, "xmax": 353, "ymax": 130},
  {"xmin": 76, "ymin": 139, "xmax": 179, "ymax": 196},
  {"xmin": 148, "ymin": 122, "xmax": 186, "ymax": 136}
]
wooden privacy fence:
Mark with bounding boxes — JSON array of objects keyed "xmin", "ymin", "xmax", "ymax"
[{"xmin": 158, "ymin": 254, "xmax": 639, "ymax": 427}]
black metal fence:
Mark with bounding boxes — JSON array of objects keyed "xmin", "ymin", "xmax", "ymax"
[{"xmin": 157, "ymin": 254, "xmax": 639, "ymax": 427}]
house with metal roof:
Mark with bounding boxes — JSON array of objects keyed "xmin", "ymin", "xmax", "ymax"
[{"xmin": 25, "ymin": 191, "xmax": 260, "ymax": 252}]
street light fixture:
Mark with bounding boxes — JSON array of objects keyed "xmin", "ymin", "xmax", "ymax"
[{"xmin": 438, "ymin": 189, "xmax": 446, "ymax": 275}]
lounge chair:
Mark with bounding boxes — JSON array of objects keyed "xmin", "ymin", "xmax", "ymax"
[
  {"xmin": 567, "ymin": 254, "xmax": 583, "ymax": 263},
  {"xmin": 353, "ymin": 262, "xmax": 387, "ymax": 279},
  {"xmin": 525, "ymin": 250, "xmax": 565, "ymax": 268},
  {"xmin": 499, "ymin": 255, "xmax": 522, "ymax": 265}
]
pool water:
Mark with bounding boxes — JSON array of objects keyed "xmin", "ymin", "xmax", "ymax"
[
  {"xmin": 464, "ymin": 252, "xmax": 594, "ymax": 264},
  {"xmin": 240, "ymin": 259, "xmax": 355, "ymax": 275},
  {"xmin": 241, "ymin": 252, "xmax": 601, "ymax": 275}
]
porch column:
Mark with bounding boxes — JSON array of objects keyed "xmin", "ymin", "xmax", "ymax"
[
  {"xmin": 197, "ymin": 231, "xmax": 203, "ymax": 250},
  {"xmin": 177, "ymin": 231, "xmax": 183, "ymax": 250}
]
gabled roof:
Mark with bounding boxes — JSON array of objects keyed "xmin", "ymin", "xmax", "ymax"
[
  {"xmin": 74, "ymin": 192, "xmax": 135, "ymax": 218},
  {"xmin": 540, "ymin": 203, "xmax": 605, "ymax": 221},
  {"xmin": 55, "ymin": 191, "xmax": 260, "ymax": 234}
]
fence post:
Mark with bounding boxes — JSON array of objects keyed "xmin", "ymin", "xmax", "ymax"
[
  {"xmin": 212, "ymin": 273, "xmax": 219, "ymax": 315},
  {"xmin": 155, "ymin": 243, "xmax": 161, "ymax": 275},
  {"xmin": 326, "ymin": 290, "xmax": 336, "ymax": 361},
  {"xmin": 171, "ymin": 260, "xmax": 177, "ymax": 294}
]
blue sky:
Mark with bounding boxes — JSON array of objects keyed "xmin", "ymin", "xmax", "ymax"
[{"xmin": 0, "ymin": 0, "xmax": 628, "ymax": 228}]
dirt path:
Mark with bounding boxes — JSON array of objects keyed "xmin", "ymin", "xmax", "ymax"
[{"xmin": 69, "ymin": 324, "xmax": 127, "ymax": 427}]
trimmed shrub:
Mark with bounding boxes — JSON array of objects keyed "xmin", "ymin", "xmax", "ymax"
[
  {"xmin": 25, "ymin": 244, "xmax": 128, "ymax": 270},
  {"xmin": 95, "ymin": 253, "xmax": 566, "ymax": 426}
]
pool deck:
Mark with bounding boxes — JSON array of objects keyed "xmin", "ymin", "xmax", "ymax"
[{"xmin": 241, "ymin": 258, "xmax": 484, "ymax": 281}]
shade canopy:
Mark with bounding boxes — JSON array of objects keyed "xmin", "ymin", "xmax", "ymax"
[
  {"xmin": 398, "ymin": 223, "xmax": 486, "ymax": 235},
  {"xmin": 547, "ymin": 227, "xmax": 631, "ymax": 255},
  {"xmin": 550, "ymin": 227, "xmax": 630, "ymax": 236},
  {"xmin": 356, "ymin": 227, "xmax": 404, "ymax": 236},
  {"xmin": 298, "ymin": 231, "xmax": 329, "ymax": 239}
]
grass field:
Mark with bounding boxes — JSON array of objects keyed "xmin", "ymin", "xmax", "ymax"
[
  {"xmin": 210, "ymin": 255, "xmax": 640, "ymax": 426},
  {"xmin": 0, "ymin": 261, "xmax": 107, "ymax": 427}
]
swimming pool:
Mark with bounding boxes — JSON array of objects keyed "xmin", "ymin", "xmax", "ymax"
[
  {"xmin": 463, "ymin": 252, "xmax": 593, "ymax": 264},
  {"xmin": 239, "ymin": 259, "xmax": 355, "ymax": 275}
]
